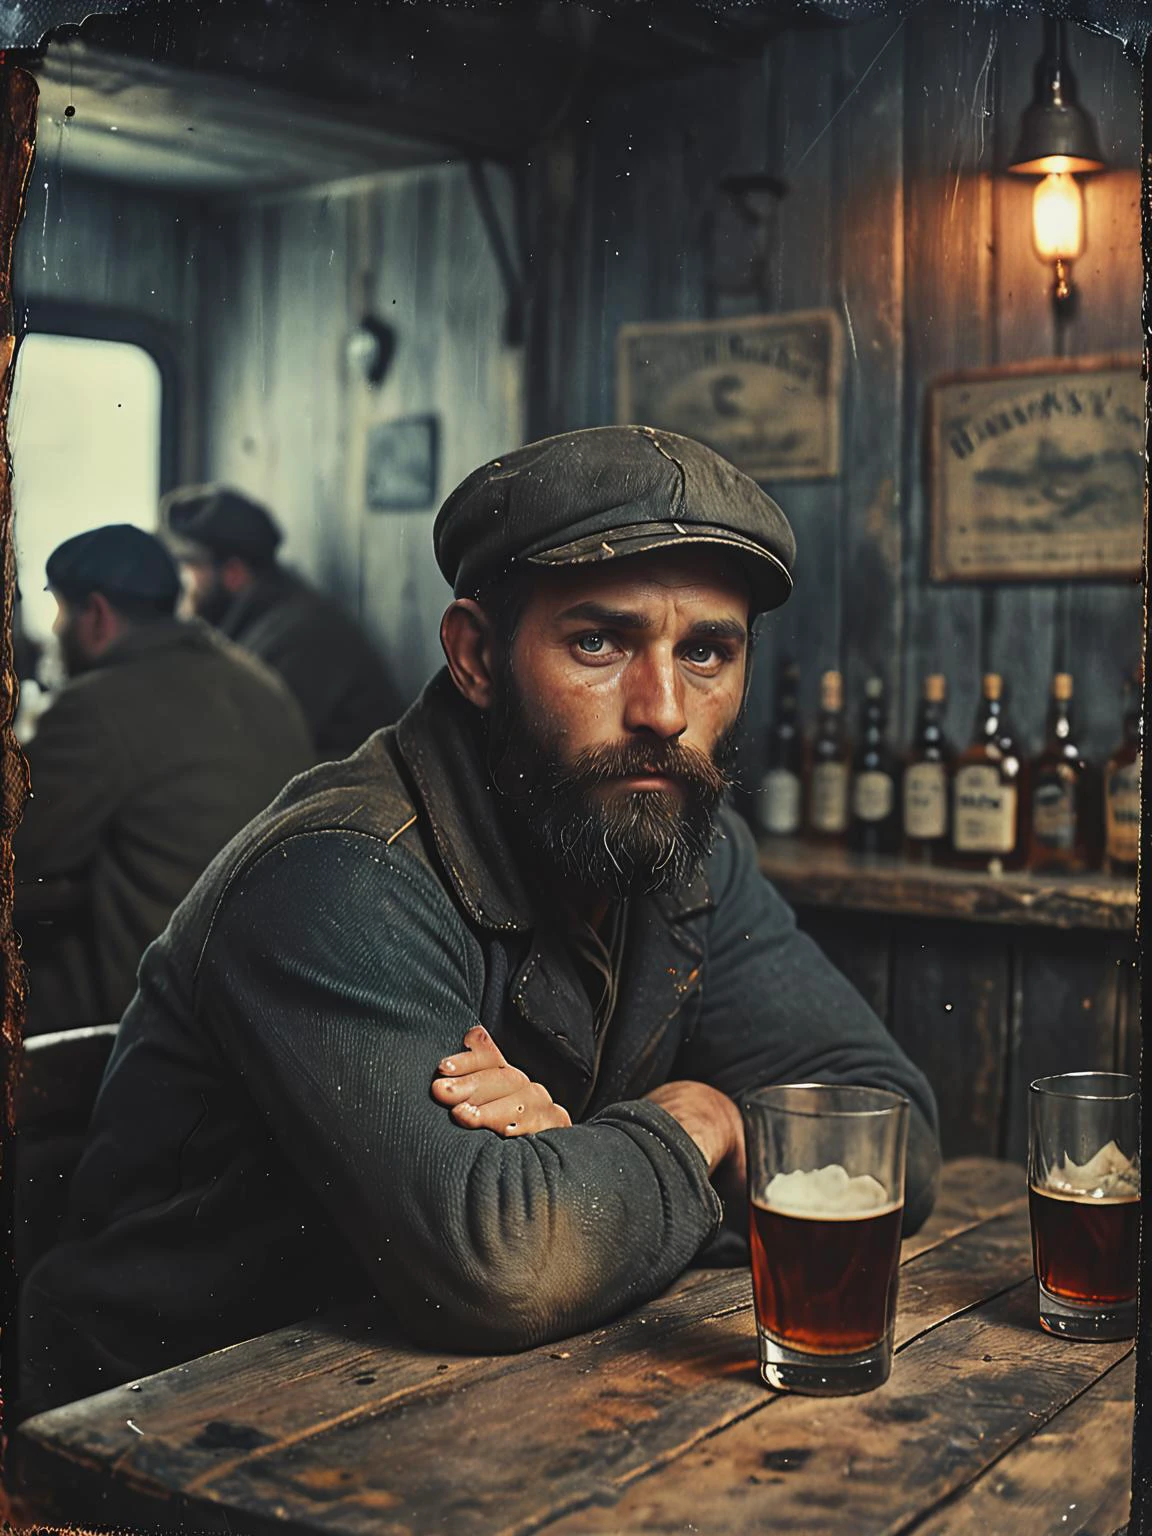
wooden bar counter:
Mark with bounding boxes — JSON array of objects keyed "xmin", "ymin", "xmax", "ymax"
[
  {"xmin": 8, "ymin": 1160, "xmax": 1134, "ymax": 1534},
  {"xmin": 759, "ymin": 839, "xmax": 1139, "ymax": 1165}
]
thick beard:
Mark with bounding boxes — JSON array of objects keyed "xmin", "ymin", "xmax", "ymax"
[{"xmin": 487, "ymin": 674, "xmax": 737, "ymax": 900}]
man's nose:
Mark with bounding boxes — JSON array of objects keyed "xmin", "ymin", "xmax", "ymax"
[{"xmin": 622, "ymin": 652, "xmax": 688, "ymax": 742}]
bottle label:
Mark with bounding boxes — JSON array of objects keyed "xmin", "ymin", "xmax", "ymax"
[
  {"xmin": 852, "ymin": 770, "xmax": 895, "ymax": 824},
  {"xmin": 759, "ymin": 769, "xmax": 802, "ymax": 836},
  {"xmin": 811, "ymin": 762, "xmax": 849, "ymax": 834},
  {"xmin": 1106, "ymin": 756, "xmax": 1141, "ymax": 864},
  {"xmin": 953, "ymin": 764, "xmax": 1017, "ymax": 854},
  {"xmin": 1031, "ymin": 774, "xmax": 1077, "ymax": 850},
  {"xmin": 904, "ymin": 762, "xmax": 947, "ymax": 841}
]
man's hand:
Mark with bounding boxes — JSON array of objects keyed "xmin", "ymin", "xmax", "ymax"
[
  {"xmin": 644, "ymin": 1080, "xmax": 746, "ymax": 1186},
  {"xmin": 432, "ymin": 1026, "xmax": 573, "ymax": 1137}
]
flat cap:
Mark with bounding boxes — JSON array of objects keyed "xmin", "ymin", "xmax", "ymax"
[
  {"xmin": 161, "ymin": 485, "xmax": 283, "ymax": 565},
  {"xmin": 434, "ymin": 425, "xmax": 795, "ymax": 614},
  {"xmin": 46, "ymin": 524, "xmax": 181, "ymax": 609}
]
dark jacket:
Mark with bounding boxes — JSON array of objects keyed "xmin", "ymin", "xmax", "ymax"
[
  {"xmin": 17, "ymin": 669, "xmax": 940, "ymax": 1417},
  {"xmin": 218, "ymin": 565, "xmax": 401, "ymax": 757},
  {"xmin": 14, "ymin": 620, "xmax": 315, "ymax": 1034}
]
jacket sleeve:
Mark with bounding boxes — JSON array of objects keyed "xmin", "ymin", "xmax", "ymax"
[
  {"xmin": 196, "ymin": 828, "xmax": 723, "ymax": 1352},
  {"xmin": 674, "ymin": 809, "xmax": 942, "ymax": 1235},
  {"xmin": 14, "ymin": 682, "xmax": 126, "ymax": 877}
]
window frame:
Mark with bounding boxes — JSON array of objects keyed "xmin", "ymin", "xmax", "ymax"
[{"xmin": 15, "ymin": 299, "xmax": 183, "ymax": 495}]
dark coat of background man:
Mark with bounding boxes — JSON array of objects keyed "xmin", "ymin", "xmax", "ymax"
[
  {"xmin": 14, "ymin": 524, "xmax": 315, "ymax": 1035},
  {"xmin": 162, "ymin": 485, "xmax": 402, "ymax": 758},
  {"xmin": 17, "ymin": 429, "xmax": 941, "ymax": 1419}
]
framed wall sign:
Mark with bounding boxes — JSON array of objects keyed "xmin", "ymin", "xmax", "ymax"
[
  {"xmin": 365, "ymin": 413, "xmax": 439, "ymax": 512},
  {"xmin": 928, "ymin": 356, "xmax": 1144, "ymax": 582},
  {"xmin": 616, "ymin": 309, "xmax": 843, "ymax": 482}
]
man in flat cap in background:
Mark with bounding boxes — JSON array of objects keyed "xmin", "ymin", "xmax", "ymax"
[
  {"xmin": 162, "ymin": 485, "xmax": 402, "ymax": 758},
  {"xmin": 17, "ymin": 429, "xmax": 940, "ymax": 1418},
  {"xmin": 14, "ymin": 524, "xmax": 314, "ymax": 1035}
]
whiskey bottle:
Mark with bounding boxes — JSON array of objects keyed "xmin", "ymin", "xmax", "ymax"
[
  {"xmin": 757, "ymin": 660, "xmax": 804, "ymax": 838},
  {"xmin": 1103, "ymin": 672, "xmax": 1141, "ymax": 876},
  {"xmin": 849, "ymin": 676, "xmax": 901, "ymax": 855},
  {"xmin": 1028, "ymin": 673, "xmax": 1092, "ymax": 875},
  {"xmin": 903, "ymin": 674, "xmax": 952, "ymax": 864},
  {"xmin": 950, "ymin": 673, "xmax": 1026, "ymax": 873},
  {"xmin": 808, "ymin": 670, "xmax": 850, "ymax": 842}
]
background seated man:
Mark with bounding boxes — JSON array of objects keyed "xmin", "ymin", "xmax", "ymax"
[
  {"xmin": 162, "ymin": 484, "xmax": 403, "ymax": 758},
  {"xmin": 16, "ymin": 429, "xmax": 940, "ymax": 1419},
  {"xmin": 15, "ymin": 524, "xmax": 314, "ymax": 1034}
]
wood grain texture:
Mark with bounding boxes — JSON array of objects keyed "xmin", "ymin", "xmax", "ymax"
[
  {"xmin": 834, "ymin": 18, "xmax": 906, "ymax": 727},
  {"xmin": 760, "ymin": 838, "xmax": 1137, "ymax": 932},
  {"xmin": 519, "ymin": 8, "xmax": 1141, "ymax": 763},
  {"xmin": 797, "ymin": 909, "xmax": 893, "ymax": 1023},
  {"xmin": 915, "ymin": 1352, "xmax": 1134, "ymax": 1536},
  {"xmin": 1001, "ymin": 933, "xmax": 1128, "ymax": 1165},
  {"xmin": 890, "ymin": 922, "xmax": 1010, "ymax": 1158},
  {"xmin": 11, "ymin": 1161, "xmax": 1030, "ymax": 1533},
  {"xmin": 198, "ymin": 162, "xmax": 523, "ymax": 706},
  {"xmin": 899, "ymin": 4, "xmax": 996, "ymax": 756},
  {"xmin": 551, "ymin": 1284, "xmax": 1131, "ymax": 1536}
]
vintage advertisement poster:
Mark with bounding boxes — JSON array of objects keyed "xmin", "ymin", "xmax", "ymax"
[
  {"xmin": 616, "ymin": 310, "xmax": 843, "ymax": 482},
  {"xmin": 929, "ymin": 356, "xmax": 1144, "ymax": 581}
]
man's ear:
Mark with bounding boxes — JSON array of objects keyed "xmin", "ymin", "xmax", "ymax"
[
  {"xmin": 440, "ymin": 599, "xmax": 497, "ymax": 710},
  {"xmin": 86, "ymin": 591, "xmax": 121, "ymax": 651}
]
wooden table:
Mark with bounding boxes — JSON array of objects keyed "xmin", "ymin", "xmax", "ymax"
[{"xmin": 9, "ymin": 1159, "xmax": 1135, "ymax": 1535}]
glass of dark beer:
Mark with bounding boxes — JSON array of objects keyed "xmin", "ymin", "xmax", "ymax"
[
  {"xmin": 742, "ymin": 1083, "xmax": 909, "ymax": 1395},
  {"xmin": 1028, "ymin": 1072, "xmax": 1140, "ymax": 1341}
]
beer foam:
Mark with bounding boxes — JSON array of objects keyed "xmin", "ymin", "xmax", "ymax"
[
  {"xmin": 1046, "ymin": 1140, "xmax": 1139, "ymax": 1201},
  {"xmin": 762, "ymin": 1163, "xmax": 891, "ymax": 1218}
]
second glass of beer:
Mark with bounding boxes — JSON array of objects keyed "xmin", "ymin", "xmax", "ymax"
[
  {"xmin": 742, "ymin": 1083, "xmax": 909, "ymax": 1395},
  {"xmin": 1029, "ymin": 1072, "xmax": 1140, "ymax": 1341}
]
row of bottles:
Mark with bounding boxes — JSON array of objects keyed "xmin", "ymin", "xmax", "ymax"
[{"xmin": 757, "ymin": 664, "xmax": 1141, "ymax": 876}]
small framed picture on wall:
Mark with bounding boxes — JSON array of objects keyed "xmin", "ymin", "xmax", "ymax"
[{"xmin": 365, "ymin": 414, "xmax": 439, "ymax": 512}]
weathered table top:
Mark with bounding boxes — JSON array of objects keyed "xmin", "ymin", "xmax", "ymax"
[{"xmin": 10, "ymin": 1158, "xmax": 1135, "ymax": 1535}]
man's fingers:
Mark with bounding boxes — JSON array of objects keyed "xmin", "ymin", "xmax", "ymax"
[
  {"xmin": 436, "ymin": 1027, "xmax": 507, "ymax": 1079},
  {"xmin": 451, "ymin": 1093, "xmax": 572, "ymax": 1135},
  {"xmin": 431, "ymin": 1026, "xmax": 571, "ymax": 1135},
  {"xmin": 433, "ymin": 1065, "xmax": 530, "ymax": 1108}
]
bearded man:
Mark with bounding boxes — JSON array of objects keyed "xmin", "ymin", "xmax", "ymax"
[
  {"xmin": 14, "ymin": 524, "xmax": 314, "ymax": 1035},
  {"xmin": 15, "ymin": 429, "xmax": 940, "ymax": 1420}
]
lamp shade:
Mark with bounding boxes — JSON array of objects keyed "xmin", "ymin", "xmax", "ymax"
[{"xmin": 1007, "ymin": 22, "xmax": 1106, "ymax": 175}]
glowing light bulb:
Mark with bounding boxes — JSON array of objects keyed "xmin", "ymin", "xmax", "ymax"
[{"xmin": 1032, "ymin": 172, "xmax": 1084, "ymax": 262}]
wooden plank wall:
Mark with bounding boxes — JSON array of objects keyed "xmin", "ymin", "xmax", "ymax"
[
  {"xmin": 522, "ymin": 6, "xmax": 1143, "ymax": 1161},
  {"xmin": 195, "ymin": 164, "xmax": 524, "ymax": 704},
  {"xmin": 797, "ymin": 905, "xmax": 1136, "ymax": 1161},
  {"xmin": 12, "ymin": 171, "xmax": 203, "ymax": 479},
  {"xmin": 526, "ymin": 5, "xmax": 1143, "ymax": 764}
]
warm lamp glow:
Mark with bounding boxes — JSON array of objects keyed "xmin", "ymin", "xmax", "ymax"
[{"xmin": 1032, "ymin": 172, "xmax": 1084, "ymax": 262}]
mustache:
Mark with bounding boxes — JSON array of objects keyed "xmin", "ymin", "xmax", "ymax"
[{"xmin": 554, "ymin": 738, "xmax": 732, "ymax": 798}]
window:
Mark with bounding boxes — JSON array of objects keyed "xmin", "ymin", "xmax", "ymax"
[{"xmin": 10, "ymin": 332, "xmax": 163, "ymax": 645}]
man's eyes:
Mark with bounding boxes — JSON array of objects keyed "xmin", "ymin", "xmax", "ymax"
[{"xmin": 571, "ymin": 633, "xmax": 733, "ymax": 668}]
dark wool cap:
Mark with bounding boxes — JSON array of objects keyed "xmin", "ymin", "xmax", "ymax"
[
  {"xmin": 161, "ymin": 485, "xmax": 283, "ymax": 565},
  {"xmin": 433, "ymin": 425, "xmax": 796, "ymax": 614},
  {"xmin": 46, "ymin": 524, "xmax": 181, "ymax": 610}
]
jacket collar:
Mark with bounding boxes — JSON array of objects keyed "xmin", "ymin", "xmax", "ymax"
[{"xmin": 394, "ymin": 668, "xmax": 713, "ymax": 937}]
